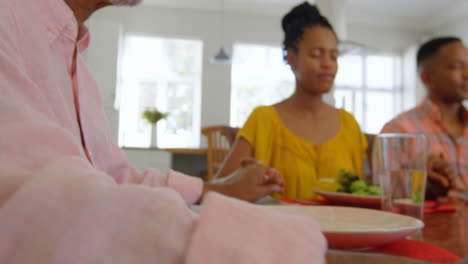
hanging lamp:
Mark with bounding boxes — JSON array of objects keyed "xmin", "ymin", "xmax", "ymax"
[{"xmin": 211, "ymin": 0, "xmax": 232, "ymax": 64}]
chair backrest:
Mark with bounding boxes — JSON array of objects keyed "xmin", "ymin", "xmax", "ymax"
[
  {"xmin": 220, "ymin": 126, "xmax": 240, "ymax": 146},
  {"xmin": 201, "ymin": 126, "xmax": 238, "ymax": 181}
]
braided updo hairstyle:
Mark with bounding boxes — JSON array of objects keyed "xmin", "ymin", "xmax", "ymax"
[{"xmin": 281, "ymin": 2, "xmax": 336, "ymax": 62}]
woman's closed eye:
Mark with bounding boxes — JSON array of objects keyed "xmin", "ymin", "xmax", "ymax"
[{"xmin": 307, "ymin": 48, "xmax": 323, "ymax": 58}]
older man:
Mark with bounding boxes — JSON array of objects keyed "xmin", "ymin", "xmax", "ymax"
[
  {"xmin": 0, "ymin": 0, "xmax": 326, "ymax": 263},
  {"xmin": 381, "ymin": 37, "xmax": 468, "ymax": 199}
]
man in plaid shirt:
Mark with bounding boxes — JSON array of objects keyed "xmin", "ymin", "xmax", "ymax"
[{"xmin": 381, "ymin": 37, "xmax": 468, "ymax": 199}]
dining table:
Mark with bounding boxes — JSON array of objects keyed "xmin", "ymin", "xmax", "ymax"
[{"xmin": 325, "ymin": 201, "xmax": 468, "ymax": 264}]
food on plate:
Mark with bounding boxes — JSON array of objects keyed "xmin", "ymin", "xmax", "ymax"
[
  {"xmin": 336, "ymin": 169, "xmax": 380, "ymax": 196},
  {"xmin": 315, "ymin": 178, "xmax": 341, "ymax": 192}
]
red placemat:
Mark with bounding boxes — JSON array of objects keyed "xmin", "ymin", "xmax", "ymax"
[
  {"xmin": 424, "ymin": 201, "xmax": 456, "ymax": 214},
  {"xmin": 370, "ymin": 238, "xmax": 460, "ymax": 263}
]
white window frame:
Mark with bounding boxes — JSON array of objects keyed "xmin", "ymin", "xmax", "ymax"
[
  {"xmin": 230, "ymin": 42, "xmax": 295, "ymax": 127},
  {"xmin": 334, "ymin": 51, "xmax": 402, "ymax": 133},
  {"xmin": 117, "ymin": 34, "xmax": 203, "ymax": 148}
]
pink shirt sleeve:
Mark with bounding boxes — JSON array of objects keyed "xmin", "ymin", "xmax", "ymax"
[
  {"xmin": 381, "ymin": 120, "xmax": 407, "ymax": 133},
  {"xmin": 110, "ymin": 155, "xmax": 203, "ymax": 205},
  {"xmin": 0, "ymin": 157, "xmax": 326, "ymax": 264},
  {"xmin": 186, "ymin": 192, "xmax": 327, "ymax": 264},
  {"xmin": 0, "ymin": 1, "xmax": 327, "ymax": 262}
]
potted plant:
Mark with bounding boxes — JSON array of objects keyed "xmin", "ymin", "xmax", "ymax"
[{"xmin": 142, "ymin": 107, "xmax": 168, "ymax": 148}]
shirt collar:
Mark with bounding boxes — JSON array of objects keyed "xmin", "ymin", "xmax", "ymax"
[
  {"xmin": 31, "ymin": 0, "xmax": 90, "ymax": 53},
  {"xmin": 419, "ymin": 97, "xmax": 468, "ymax": 125},
  {"xmin": 77, "ymin": 28, "xmax": 91, "ymax": 54},
  {"xmin": 418, "ymin": 97, "xmax": 442, "ymax": 123}
]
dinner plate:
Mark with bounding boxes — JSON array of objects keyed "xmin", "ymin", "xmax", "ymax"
[
  {"xmin": 314, "ymin": 189, "xmax": 381, "ymax": 208},
  {"xmin": 265, "ymin": 205, "xmax": 424, "ymax": 249}
]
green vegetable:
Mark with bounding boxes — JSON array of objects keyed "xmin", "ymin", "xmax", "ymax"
[
  {"xmin": 368, "ymin": 186, "xmax": 381, "ymax": 196},
  {"xmin": 336, "ymin": 169, "xmax": 380, "ymax": 196},
  {"xmin": 350, "ymin": 180, "xmax": 368, "ymax": 193},
  {"xmin": 336, "ymin": 169, "xmax": 360, "ymax": 193}
]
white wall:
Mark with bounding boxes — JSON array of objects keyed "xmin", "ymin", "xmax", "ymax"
[
  {"xmin": 85, "ymin": 20, "xmax": 122, "ymax": 141},
  {"xmin": 432, "ymin": 15, "xmax": 468, "ymax": 42},
  {"xmin": 86, "ymin": 5, "xmax": 428, "ymax": 151},
  {"xmin": 124, "ymin": 148, "xmax": 171, "ymax": 173},
  {"xmin": 347, "ymin": 23, "xmax": 425, "ymax": 55},
  {"xmin": 402, "ymin": 45, "xmax": 426, "ymax": 112}
]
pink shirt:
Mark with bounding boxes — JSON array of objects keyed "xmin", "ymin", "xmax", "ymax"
[
  {"xmin": 381, "ymin": 97, "xmax": 468, "ymax": 187},
  {"xmin": 0, "ymin": 0, "xmax": 326, "ymax": 263}
]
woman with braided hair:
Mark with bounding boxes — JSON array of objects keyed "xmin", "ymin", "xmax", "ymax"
[{"xmin": 218, "ymin": 2, "xmax": 368, "ymax": 200}]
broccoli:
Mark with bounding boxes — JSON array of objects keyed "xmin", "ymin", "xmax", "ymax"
[
  {"xmin": 336, "ymin": 169, "xmax": 360, "ymax": 193},
  {"xmin": 335, "ymin": 169, "xmax": 380, "ymax": 196},
  {"xmin": 368, "ymin": 186, "xmax": 381, "ymax": 196},
  {"xmin": 350, "ymin": 180, "xmax": 368, "ymax": 193}
]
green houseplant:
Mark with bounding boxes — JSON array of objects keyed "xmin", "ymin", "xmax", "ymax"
[{"xmin": 142, "ymin": 108, "xmax": 168, "ymax": 148}]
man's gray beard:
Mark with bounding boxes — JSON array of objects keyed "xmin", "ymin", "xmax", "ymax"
[{"xmin": 108, "ymin": 0, "xmax": 142, "ymax": 6}]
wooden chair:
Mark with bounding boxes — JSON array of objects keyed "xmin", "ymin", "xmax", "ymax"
[
  {"xmin": 220, "ymin": 126, "xmax": 240, "ymax": 146},
  {"xmin": 201, "ymin": 126, "xmax": 239, "ymax": 181}
]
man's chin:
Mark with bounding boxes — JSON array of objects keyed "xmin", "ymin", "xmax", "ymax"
[
  {"xmin": 456, "ymin": 89, "xmax": 468, "ymax": 101},
  {"xmin": 461, "ymin": 91, "xmax": 468, "ymax": 101}
]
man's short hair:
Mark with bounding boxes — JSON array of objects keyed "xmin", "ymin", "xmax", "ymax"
[{"xmin": 416, "ymin": 36, "xmax": 461, "ymax": 71}]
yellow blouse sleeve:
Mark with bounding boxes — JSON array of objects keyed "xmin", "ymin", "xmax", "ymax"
[
  {"xmin": 237, "ymin": 106, "xmax": 279, "ymax": 165},
  {"xmin": 237, "ymin": 107, "xmax": 261, "ymax": 146},
  {"xmin": 238, "ymin": 106, "xmax": 272, "ymax": 149}
]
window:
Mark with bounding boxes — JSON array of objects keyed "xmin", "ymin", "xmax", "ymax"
[
  {"xmin": 230, "ymin": 43, "xmax": 295, "ymax": 127},
  {"xmin": 334, "ymin": 53, "xmax": 402, "ymax": 133},
  {"xmin": 117, "ymin": 35, "xmax": 203, "ymax": 148}
]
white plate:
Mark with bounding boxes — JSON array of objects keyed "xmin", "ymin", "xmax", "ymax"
[
  {"xmin": 265, "ymin": 205, "xmax": 424, "ymax": 249},
  {"xmin": 314, "ymin": 189, "xmax": 381, "ymax": 208}
]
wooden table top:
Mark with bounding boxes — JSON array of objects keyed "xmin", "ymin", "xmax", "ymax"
[{"xmin": 421, "ymin": 202, "xmax": 468, "ymax": 257}]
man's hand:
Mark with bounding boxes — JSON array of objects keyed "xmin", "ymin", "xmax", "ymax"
[
  {"xmin": 202, "ymin": 160, "xmax": 284, "ymax": 203},
  {"xmin": 426, "ymin": 153, "xmax": 463, "ymax": 198}
]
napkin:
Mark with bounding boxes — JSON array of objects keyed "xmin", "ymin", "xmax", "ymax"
[
  {"xmin": 423, "ymin": 201, "xmax": 456, "ymax": 214},
  {"xmin": 370, "ymin": 238, "xmax": 460, "ymax": 263}
]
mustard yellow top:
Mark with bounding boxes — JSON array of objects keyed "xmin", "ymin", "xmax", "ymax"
[{"xmin": 238, "ymin": 106, "xmax": 368, "ymax": 199}]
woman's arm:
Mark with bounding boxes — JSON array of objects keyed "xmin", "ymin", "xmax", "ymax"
[{"xmin": 215, "ymin": 137, "xmax": 255, "ymax": 179}]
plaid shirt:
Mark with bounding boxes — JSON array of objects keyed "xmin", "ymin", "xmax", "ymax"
[{"xmin": 381, "ymin": 97, "xmax": 468, "ymax": 187}]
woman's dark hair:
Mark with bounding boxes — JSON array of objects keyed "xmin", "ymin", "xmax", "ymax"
[{"xmin": 281, "ymin": 2, "xmax": 336, "ymax": 61}]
